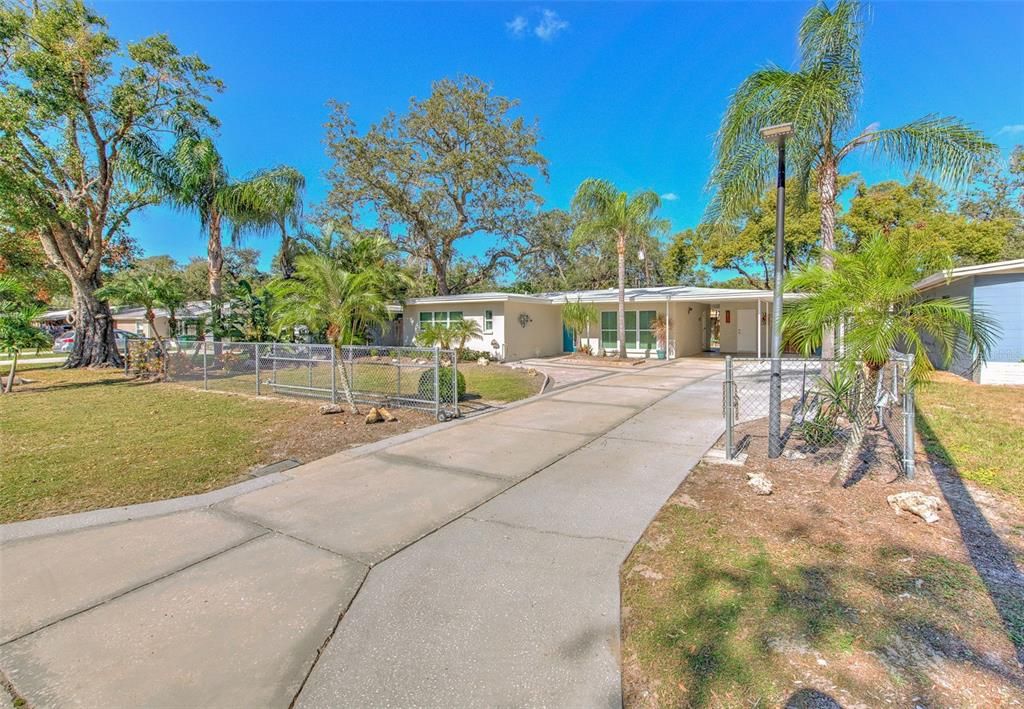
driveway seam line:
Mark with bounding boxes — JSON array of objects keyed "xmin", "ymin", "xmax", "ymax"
[
  {"xmin": 0, "ymin": 531, "xmax": 271, "ymax": 648},
  {"xmin": 369, "ymin": 452, "xmax": 516, "ymax": 483}
]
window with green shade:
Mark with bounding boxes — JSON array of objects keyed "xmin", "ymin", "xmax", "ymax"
[
  {"xmin": 638, "ymin": 310, "xmax": 656, "ymax": 349},
  {"xmin": 418, "ymin": 311, "xmax": 464, "ymax": 330},
  {"xmin": 483, "ymin": 309, "xmax": 493, "ymax": 333},
  {"xmin": 600, "ymin": 310, "xmax": 658, "ymax": 350}
]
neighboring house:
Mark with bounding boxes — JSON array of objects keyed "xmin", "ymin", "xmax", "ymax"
[
  {"xmin": 914, "ymin": 259, "xmax": 1024, "ymax": 385},
  {"xmin": 112, "ymin": 301, "xmax": 214, "ymax": 340},
  {"xmin": 401, "ymin": 286, "xmax": 798, "ymax": 361}
]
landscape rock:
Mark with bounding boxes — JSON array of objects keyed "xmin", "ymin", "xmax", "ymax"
[
  {"xmin": 364, "ymin": 407, "xmax": 384, "ymax": 425},
  {"xmin": 747, "ymin": 472, "xmax": 773, "ymax": 495},
  {"xmin": 887, "ymin": 491, "xmax": 942, "ymax": 523},
  {"xmin": 782, "ymin": 449, "xmax": 807, "ymax": 460},
  {"xmin": 318, "ymin": 403, "xmax": 345, "ymax": 415},
  {"xmin": 477, "ymin": 357, "xmax": 489, "ymax": 366},
  {"xmin": 526, "ymin": 368, "xmax": 538, "ymax": 377},
  {"xmin": 378, "ymin": 407, "xmax": 398, "ymax": 422}
]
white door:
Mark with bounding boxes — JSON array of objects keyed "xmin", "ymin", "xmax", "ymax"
[{"xmin": 736, "ymin": 309, "xmax": 756, "ymax": 353}]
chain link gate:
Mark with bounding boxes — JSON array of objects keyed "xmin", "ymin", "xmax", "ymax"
[
  {"xmin": 126, "ymin": 339, "xmax": 460, "ymax": 420},
  {"xmin": 723, "ymin": 354, "xmax": 915, "ymax": 479}
]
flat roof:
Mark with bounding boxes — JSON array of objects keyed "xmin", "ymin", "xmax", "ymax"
[
  {"xmin": 914, "ymin": 258, "xmax": 1024, "ymax": 292},
  {"xmin": 405, "ymin": 285, "xmax": 799, "ymax": 306}
]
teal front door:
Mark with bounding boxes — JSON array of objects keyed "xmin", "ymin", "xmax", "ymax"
[{"xmin": 562, "ymin": 324, "xmax": 575, "ymax": 353}]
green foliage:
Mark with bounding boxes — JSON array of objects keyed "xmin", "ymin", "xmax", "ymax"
[
  {"xmin": 268, "ymin": 252, "xmax": 393, "ymax": 346},
  {"xmin": 782, "ymin": 233, "xmax": 998, "ymax": 383},
  {"xmin": 222, "ymin": 280, "xmax": 275, "ymax": 342},
  {"xmin": 0, "ymin": 231, "xmax": 68, "ymax": 304},
  {"xmin": 322, "ymin": 75, "xmax": 548, "ymax": 295},
  {"xmin": 560, "ymin": 299, "xmax": 598, "ymax": 346},
  {"xmin": 842, "ymin": 176, "xmax": 1012, "ymax": 266},
  {"xmin": 418, "ymin": 366, "xmax": 466, "ymax": 401}
]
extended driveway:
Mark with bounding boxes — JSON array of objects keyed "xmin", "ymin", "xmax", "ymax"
[{"xmin": 0, "ymin": 358, "xmax": 725, "ymax": 708}]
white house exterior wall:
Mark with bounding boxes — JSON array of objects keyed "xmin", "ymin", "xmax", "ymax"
[
  {"xmin": 503, "ymin": 301, "xmax": 563, "ymax": 360},
  {"xmin": 401, "ymin": 302, "xmax": 508, "ymax": 358}
]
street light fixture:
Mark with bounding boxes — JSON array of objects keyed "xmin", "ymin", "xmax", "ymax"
[{"xmin": 760, "ymin": 122, "xmax": 793, "ymax": 459}]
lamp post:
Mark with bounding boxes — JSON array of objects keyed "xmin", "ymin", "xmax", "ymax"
[{"xmin": 760, "ymin": 122, "xmax": 793, "ymax": 459}]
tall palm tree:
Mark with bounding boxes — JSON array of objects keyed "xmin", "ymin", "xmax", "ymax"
[
  {"xmin": 781, "ymin": 233, "xmax": 997, "ymax": 487},
  {"xmin": 708, "ymin": 0, "xmax": 995, "ymax": 358},
  {"xmin": 571, "ymin": 179, "xmax": 668, "ymax": 358},
  {"xmin": 131, "ymin": 135, "xmax": 304, "ymax": 334},
  {"xmin": 268, "ymin": 253, "xmax": 394, "ymax": 412}
]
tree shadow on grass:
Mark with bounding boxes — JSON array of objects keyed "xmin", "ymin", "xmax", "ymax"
[
  {"xmin": 12, "ymin": 375, "xmax": 143, "ymax": 396},
  {"xmin": 916, "ymin": 412, "xmax": 1024, "ymax": 668}
]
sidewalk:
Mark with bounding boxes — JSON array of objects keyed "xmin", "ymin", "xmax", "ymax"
[{"xmin": 0, "ymin": 358, "xmax": 725, "ymax": 708}]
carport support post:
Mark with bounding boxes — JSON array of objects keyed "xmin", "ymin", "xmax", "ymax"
[
  {"xmin": 255, "ymin": 344, "xmax": 261, "ymax": 396},
  {"xmin": 724, "ymin": 356, "xmax": 735, "ymax": 459},
  {"xmin": 452, "ymin": 350, "xmax": 459, "ymax": 418},
  {"xmin": 202, "ymin": 341, "xmax": 208, "ymax": 390}
]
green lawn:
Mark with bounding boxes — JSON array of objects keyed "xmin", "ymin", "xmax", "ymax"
[
  {"xmin": 916, "ymin": 373, "xmax": 1024, "ymax": 503},
  {"xmin": 460, "ymin": 363, "xmax": 543, "ymax": 402}
]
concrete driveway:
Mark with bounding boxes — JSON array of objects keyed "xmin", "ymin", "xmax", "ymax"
[{"xmin": 0, "ymin": 358, "xmax": 725, "ymax": 708}]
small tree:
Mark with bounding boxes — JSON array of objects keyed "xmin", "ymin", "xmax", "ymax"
[
  {"xmin": 561, "ymin": 299, "xmax": 598, "ymax": 351},
  {"xmin": 95, "ymin": 273, "xmax": 172, "ymax": 366},
  {"xmin": 447, "ymin": 319, "xmax": 483, "ymax": 353},
  {"xmin": 650, "ymin": 314, "xmax": 670, "ymax": 356},
  {"xmin": 152, "ymin": 275, "xmax": 187, "ymax": 339},
  {"xmin": 0, "ymin": 279, "xmax": 51, "ymax": 393},
  {"xmin": 782, "ymin": 233, "xmax": 997, "ymax": 486}
]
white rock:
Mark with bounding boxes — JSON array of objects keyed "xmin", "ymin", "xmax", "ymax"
[
  {"xmin": 747, "ymin": 472, "xmax": 773, "ymax": 495},
  {"xmin": 887, "ymin": 491, "xmax": 942, "ymax": 523},
  {"xmin": 477, "ymin": 357, "xmax": 489, "ymax": 366},
  {"xmin": 782, "ymin": 449, "xmax": 807, "ymax": 460}
]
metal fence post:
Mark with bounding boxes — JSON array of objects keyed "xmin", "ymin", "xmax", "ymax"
[
  {"xmin": 330, "ymin": 346, "xmax": 337, "ymax": 405},
  {"xmin": 452, "ymin": 350, "xmax": 460, "ymax": 418},
  {"xmin": 202, "ymin": 341, "xmax": 208, "ymax": 390},
  {"xmin": 433, "ymin": 347, "xmax": 441, "ymax": 420},
  {"xmin": 724, "ymin": 356, "xmax": 735, "ymax": 459},
  {"xmin": 254, "ymin": 343, "xmax": 261, "ymax": 396},
  {"xmin": 903, "ymin": 355, "xmax": 916, "ymax": 480}
]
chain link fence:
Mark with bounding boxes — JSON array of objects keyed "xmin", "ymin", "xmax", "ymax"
[
  {"xmin": 126, "ymin": 339, "xmax": 461, "ymax": 421},
  {"xmin": 723, "ymin": 354, "xmax": 915, "ymax": 479}
]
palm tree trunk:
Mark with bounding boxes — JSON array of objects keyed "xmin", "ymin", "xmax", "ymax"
[
  {"xmin": 207, "ymin": 211, "xmax": 224, "ymax": 338},
  {"xmin": 3, "ymin": 351, "xmax": 18, "ymax": 393},
  {"xmin": 147, "ymin": 310, "xmax": 170, "ymax": 378},
  {"xmin": 617, "ymin": 233, "xmax": 627, "ymax": 359},
  {"xmin": 830, "ymin": 364, "xmax": 880, "ymax": 487},
  {"xmin": 819, "ymin": 159, "xmax": 838, "ymax": 360}
]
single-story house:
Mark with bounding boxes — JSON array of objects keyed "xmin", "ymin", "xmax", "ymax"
[
  {"xmin": 111, "ymin": 301, "xmax": 215, "ymax": 340},
  {"xmin": 914, "ymin": 258, "xmax": 1024, "ymax": 385},
  {"xmin": 400, "ymin": 286, "xmax": 800, "ymax": 361}
]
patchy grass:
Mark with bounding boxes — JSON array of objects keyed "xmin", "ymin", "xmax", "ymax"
[
  {"xmin": 622, "ymin": 456, "xmax": 1024, "ymax": 708},
  {"xmin": 0, "ymin": 367, "xmax": 433, "ymax": 523},
  {"xmin": 916, "ymin": 373, "xmax": 1024, "ymax": 503},
  {"xmin": 459, "ymin": 363, "xmax": 544, "ymax": 403}
]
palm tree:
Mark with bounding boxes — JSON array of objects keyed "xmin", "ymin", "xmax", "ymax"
[
  {"xmin": 571, "ymin": 179, "xmax": 668, "ymax": 358},
  {"xmin": 131, "ymin": 135, "xmax": 304, "ymax": 335},
  {"xmin": 152, "ymin": 275, "xmax": 187, "ymax": 339},
  {"xmin": 0, "ymin": 278, "xmax": 51, "ymax": 394},
  {"xmin": 447, "ymin": 318, "xmax": 483, "ymax": 353},
  {"xmin": 708, "ymin": 0, "xmax": 995, "ymax": 358},
  {"xmin": 96, "ymin": 273, "xmax": 174, "ymax": 365},
  {"xmin": 268, "ymin": 253, "xmax": 394, "ymax": 412},
  {"xmin": 561, "ymin": 298, "xmax": 598, "ymax": 351},
  {"xmin": 781, "ymin": 233, "xmax": 997, "ymax": 487}
]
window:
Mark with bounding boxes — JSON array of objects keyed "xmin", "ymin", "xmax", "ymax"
[
  {"xmin": 483, "ymin": 309, "xmax": 493, "ymax": 334},
  {"xmin": 418, "ymin": 311, "xmax": 464, "ymax": 330},
  {"xmin": 600, "ymin": 310, "xmax": 658, "ymax": 350}
]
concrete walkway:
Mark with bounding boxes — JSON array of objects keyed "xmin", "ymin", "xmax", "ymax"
[{"xmin": 0, "ymin": 358, "xmax": 725, "ymax": 708}]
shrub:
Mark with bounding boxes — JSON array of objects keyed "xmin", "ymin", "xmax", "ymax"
[
  {"xmin": 457, "ymin": 348, "xmax": 494, "ymax": 362},
  {"xmin": 418, "ymin": 366, "xmax": 466, "ymax": 401}
]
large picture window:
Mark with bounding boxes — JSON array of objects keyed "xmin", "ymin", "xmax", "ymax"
[
  {"xmin": 418, "ymin": 311, "xmax": 464, "ymax": 330},
  {"xmin": 599, "ymin": 310, "xmax": 658, "ymax": 350}
]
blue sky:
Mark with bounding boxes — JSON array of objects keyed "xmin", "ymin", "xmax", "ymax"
[{"xmin": 97, "ymin": 1, "xmax": 1024, "ymax": 276}]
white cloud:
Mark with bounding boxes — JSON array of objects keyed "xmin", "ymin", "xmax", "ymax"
[
  {"xmin": 998, "ymin": 124, "xmax": 1024, "ymax": 135},
  {"xmin": 534, "ymin": 9, "xmax": 569, "ymax": 41},
  {"xmin": 660, "ymin": 192, "xmax": 679, "ymax": 202},
  {"xmin": 506, "ymin": 15, "xmax": 528, "ymax": 38}
]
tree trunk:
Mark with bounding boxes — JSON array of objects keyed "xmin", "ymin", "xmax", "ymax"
[
  {"xmin": 207, "ymin": 211, "xmax": 225, "ymax": 350},
  {"xmin": 830, "ymin": 364, "xmax": 880, "ymax": 487},
  {"xmin": 65, "ymin": 273, "xmax": 123, "ymax": 368},
  {"xmin": 617, "ymin": 233, "xmax": 627, "ymax": 359},
  {"xmin": 279, "ymin": 230, "xmax": 295, "ymax": 279},
  {"xmin": 819, "ymin": 159, "xmax": 838, "ymax": 360},
  {"xmin": 147, "ymin": 310, "xmax": 169, "ymax": 377},
  {"xmin": 3, "ymin": 351, "xmax": 18, "ymax": 393}
]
